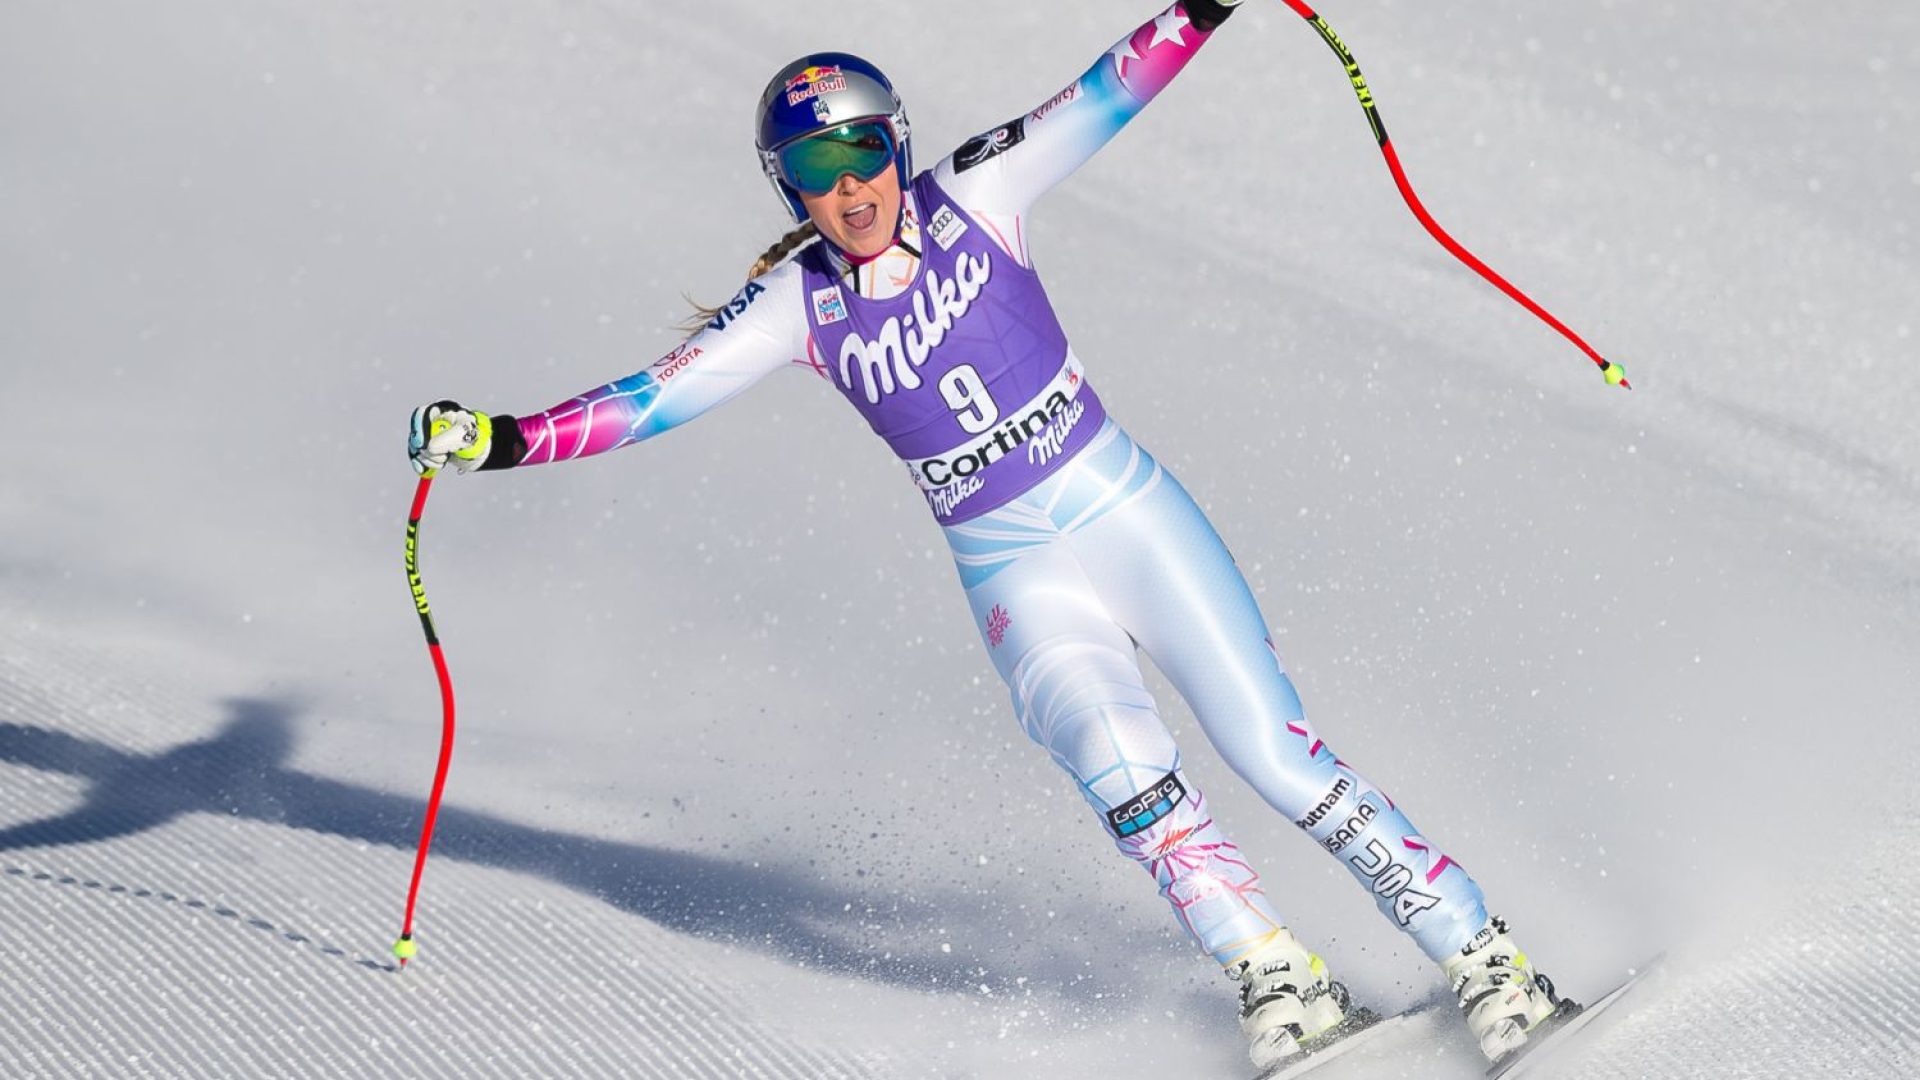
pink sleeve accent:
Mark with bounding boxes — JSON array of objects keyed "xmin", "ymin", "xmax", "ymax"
[
  {"xmin": 516, "ymin": 376, "xmax": 660, "ymax": 466},
  {"xmin": 939, "ymin": 4, "xmax": 1222, "ymax": 221},
  {"xmin": 1110, "ymin": 6, "xmax": 1217, "ymax": 103},
  {"xmin": 505, "ymin": 265, "xmax": 811, "ymax": 468}
]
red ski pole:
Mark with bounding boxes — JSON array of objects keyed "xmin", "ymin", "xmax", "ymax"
[
  {"xmin": 393, "ymin": 474, "xmax": 458, "ymax": 968},
  {"xmin": 1276, "ymin": 0, "xmax": 1630, "ymax": 390}
]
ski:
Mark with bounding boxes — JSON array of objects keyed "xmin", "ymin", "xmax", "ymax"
[
  {"xmin": 1257, "ymin": 1003, "xmax": 1440, "ymax": 1079},
  {"xmin": 1487, "ymin": 956, "xmax": 1665, "ymax": 1079}
]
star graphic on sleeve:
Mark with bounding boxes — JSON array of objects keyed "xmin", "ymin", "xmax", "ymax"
[
  {"xmin": 1108, "ymin": 36, "xmax": 1143, "ymax": 77},
  {"xmin": 1149, "ymin": 10, "xmax": 1191, "ymax": 50}
]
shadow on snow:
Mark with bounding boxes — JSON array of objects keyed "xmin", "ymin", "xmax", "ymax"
[{"xmin": 0, "ymin": 697, "xmax": 1133, "ymax": 1000}]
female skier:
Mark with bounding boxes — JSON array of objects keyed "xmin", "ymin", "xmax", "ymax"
[{"xmin": 409, "ymin": 1, "xmax": 1566, "ymax": 1072}]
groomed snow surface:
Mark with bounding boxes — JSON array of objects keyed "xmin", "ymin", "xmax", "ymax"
[{"xmin": 4, "ymin": 1, "xmax": 1917, "ymax": 1077}]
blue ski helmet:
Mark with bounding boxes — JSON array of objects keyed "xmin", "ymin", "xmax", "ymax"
[{"xmin": 755, "ymin": 52, "xmax": 912, "ymax": 222}]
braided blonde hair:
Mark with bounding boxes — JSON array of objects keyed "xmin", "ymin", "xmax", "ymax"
[{"xmin": 680, "ymin": 221, "xmax": 820, "ymax": 334}]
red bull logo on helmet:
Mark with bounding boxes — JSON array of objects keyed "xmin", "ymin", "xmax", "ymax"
[{"xmin": 785, "ymin": 65, "xmax": 848, "ymax": 106}]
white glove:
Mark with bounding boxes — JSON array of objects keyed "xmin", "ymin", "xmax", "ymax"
[{"xmin": 408, "ymin": 401, "xmax": 496, "ymax": 476}]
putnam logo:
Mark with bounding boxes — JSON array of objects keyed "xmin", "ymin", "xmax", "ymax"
[
  {"xmin": 1295, "ymin": 777, "xmax": 1354, "ymax": 831},
  {"xmin": 785, "ymin": 65, "xmax": 847, "ymax": 106}
]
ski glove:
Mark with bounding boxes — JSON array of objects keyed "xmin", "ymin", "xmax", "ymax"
[
  {"xmin": 409, "ymin": 401, "xmax": 497, "ymax": 475},
  {"xmin": 1186, "ymin": 0, "xmax": 1244, "ymax": 32}
]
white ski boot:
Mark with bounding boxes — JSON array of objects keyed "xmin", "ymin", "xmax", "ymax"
[
  {"xmin": 1231, "ymin": 930, "xmax": 1350, "ymax": 1074},
  {"xmin": 1441, "ymin": 916, "xmax": 1563, "ymax": 1063}
]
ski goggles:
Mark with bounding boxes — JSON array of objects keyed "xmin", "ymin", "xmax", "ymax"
[{"xmin": 772, "ymin": 120, "xmax": 898, "ymax": 195}]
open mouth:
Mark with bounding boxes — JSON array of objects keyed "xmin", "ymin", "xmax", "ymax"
[{"xmin": 842, "ymin": 201, "xmax": 879, "ymax": 233}]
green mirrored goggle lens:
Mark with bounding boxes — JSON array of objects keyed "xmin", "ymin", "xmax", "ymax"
[{"xmin": 775, "ymin": 122, "xmax": 897, "ymax": 195}]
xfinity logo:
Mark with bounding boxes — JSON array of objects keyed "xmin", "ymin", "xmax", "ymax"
[
  {"xmin": 1028, "ymin": 84, "xmax": 1082, "ymax": 126},
  {"xmin": 838, "ymin": 251, "xmax": 992, "ymax": 404}
]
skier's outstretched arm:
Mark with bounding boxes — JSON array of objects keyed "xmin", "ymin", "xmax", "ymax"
[
  {"xmin": 409, "ymin": 265, "xmax": 809, "ymax": 474},
  {"xmin": 935, "ymin": 0, "xmax": 1243, "ymax": 222}
]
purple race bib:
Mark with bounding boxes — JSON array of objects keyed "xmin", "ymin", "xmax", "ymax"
[{"xmin": 801, "ymin": 173, "xmax": 1106, "ymax": 524}]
